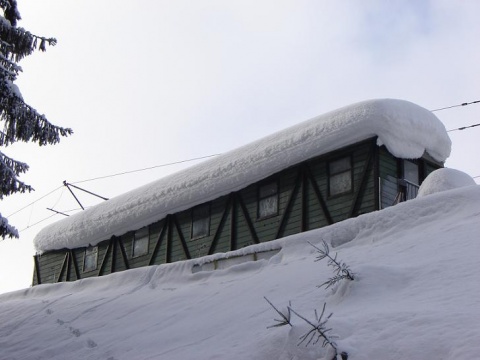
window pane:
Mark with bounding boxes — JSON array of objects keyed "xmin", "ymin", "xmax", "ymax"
[
  {"xmin": 330, "ymin": 172, "xmax": 352, "ymax": 196},
  {"xmin": 259, "ymin": 182, "xmax": 277, "ymax": 198},
  {"xmin": 403, "ymin": 160, "xmax": 419, "ymax": 185},
  {"xmin": 329, "ymin": 157, "xmax": 351, "ymax": 174},
  {"xmin": 192, "ymin": 205, "xmax": 210, "ymax": 238},
  {"xmin": 259, "ymin": 195, "xmax": 278, "ymax": 218},
  {"xmin": 133, "ymin": 227, "xmax": 149, "ymax": 257},
  {"xmin": 83, "ymin": 246, "xmax": 98, "ymax": 272}
]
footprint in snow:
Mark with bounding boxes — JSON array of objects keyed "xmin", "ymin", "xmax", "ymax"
[{"xmin": 87, "ymin": 339, "xmax": 97, "ymax": 348}]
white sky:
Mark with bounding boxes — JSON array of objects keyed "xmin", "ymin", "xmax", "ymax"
[{"xmin": 1, "ymin": 0, "xmax": 479, "ymax": 294}]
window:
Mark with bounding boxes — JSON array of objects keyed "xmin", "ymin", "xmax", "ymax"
[
  {"xmin": 191, "ymin": 204, "xmax": 210, "ymax": 239},
  {"xmin": 403, "ymin": 160, "xmax": 419, "ymax": 185},
  {"xmin": 258, "ymin": 181, "xmax": 278, "ymax": 219},
  {"xmin": 83, "ymin": 246, "xmax": 98, "ymax": 272},
  {"xmin": 401, "ymin": 160, "xmax": 420, "ymax": 200},
  {"xmin": 132, "ymin": 227, "xmax": 149, "ymax": 258},
  {"xmin": 328, "ymin": 156, "xmax": 352, "ymax": 196}
]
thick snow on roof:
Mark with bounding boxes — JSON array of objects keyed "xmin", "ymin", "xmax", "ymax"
[
  {"xmin": 34, "ymin": 98, "xmax": 451, "ymax": 252},
  {"xmin": 418, "ymin": 168, "xmax": 476, "ymax": 197}
]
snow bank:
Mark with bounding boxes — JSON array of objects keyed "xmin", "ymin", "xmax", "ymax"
[
  {"xmin": 418, "ymin": 168, "xmax": 476, "ymax": 197},
  {"xmin": 33, "ymin": 99, "xmax": 451, "ymax": 252},
  {"xmin": 2, "ymin": 182, "xmax": 479, "ymax": 360}
]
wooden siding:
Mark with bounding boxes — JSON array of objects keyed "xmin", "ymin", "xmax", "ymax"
[{"xmin": 33, "ymin": 138, "xmax": 388, "ymax": 286}]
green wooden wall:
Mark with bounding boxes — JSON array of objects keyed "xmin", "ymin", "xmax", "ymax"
[{"xmin": 33, "ymin": 138, "xmax": 441, "ymax": 286}]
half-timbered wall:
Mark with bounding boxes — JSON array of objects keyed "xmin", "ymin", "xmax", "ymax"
[{"xmin": 33, "ymin": 138, "xmax": 440, "ymax": 286}]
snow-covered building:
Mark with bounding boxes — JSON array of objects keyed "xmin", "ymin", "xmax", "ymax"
[{"xmin": 32, "ymin": 99, "xmax": 451, "ymax": 285}]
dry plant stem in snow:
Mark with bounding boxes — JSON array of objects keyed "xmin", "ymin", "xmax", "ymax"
[
  {"xmin": 309, "ymin": 241, "xmax": 354, "ymax": 289},
  {"xmin": 265, "ymin": 298, "xmax": 346, "ymax": 359}
]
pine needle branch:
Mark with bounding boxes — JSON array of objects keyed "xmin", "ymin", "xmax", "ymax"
[
  {"xmin": 289, "ymin": 303, "xmax": 337, "ymax": 350},
  {"xmin": 309, "ymin": 241, "xmax": 355, "ymax": 288},
  {"xmin": 264, "ymin": 297, "xmax": 293, "ymax": 328}
]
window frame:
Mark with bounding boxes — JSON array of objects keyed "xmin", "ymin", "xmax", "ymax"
[
  {"xmin": 83, "ymin": 246, "xmax": 98, "ymax": 273},
  {"xmin": 257, "ymin": 180, "xmax": 279, "ymax": 220},
  {"xmin": 191, "ymin": 203, "xmax": 210, "ymax": 239},
  {"xmin": 327, "ymin": 155, "xmax": 353, "ymax": 197},
  {"xmin": 132, "ymin": 226, "xmax": 149, "ymax": 258}
]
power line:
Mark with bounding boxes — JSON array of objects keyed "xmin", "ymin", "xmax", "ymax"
[
  {"xmin": 6, "ymin": 185, "xmax": 63, "ymax": 218},
  {"xmin": 5, "ymin": 153, "xmax": 222, "ymax": 222},
  {"xmin": 447, "ymin": 123, "xmax": 480, "ymax": 132},
  {"xmin": 431, "ymin": 99, "xmax": 480, "ymax": 112},
  {"xmin": 72, "ymin": 153, "xmax": 221, "ymax": 184}
]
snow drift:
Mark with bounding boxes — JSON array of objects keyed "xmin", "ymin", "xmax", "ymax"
[
  {"xmin": 418, "ymin": 168, "xmax": 476, "ymax": 197},
  {"xmin": 2, "ymin": 184, "xmax": 478, "ymax": 360}
]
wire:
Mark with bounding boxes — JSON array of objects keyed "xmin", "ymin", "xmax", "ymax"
[
  {"xmin": 19, "ymin": 213, "xmax": 57, "ymax": 232},
  {"xmin": 5, "ymin": 153, "xmax": 222, "ymax": 224},
  {"xmin": 447, "ymin": 123, "xmax": 480, "ymax": 132},
  {"xmin": 431, "ymin": 100, "xmax": 480, "ymax": 112},
  {"xmin": 6, "ymin": 185, "xmax": 63, "ymax": 218},
  {"xmin": 71, "ymin": 153, "xmax": 221, "ymax": 184}
]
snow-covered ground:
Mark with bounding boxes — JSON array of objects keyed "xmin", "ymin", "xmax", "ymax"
[{"xmin": 1, "ymin": 183, "xmax": 479, "ymax": 360}]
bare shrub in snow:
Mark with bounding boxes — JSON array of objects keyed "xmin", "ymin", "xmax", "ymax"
[
  {"xmin": 264, "ymin": 298, "xmax": 348, "ymax": 359},
  {"xmin": 309, "ymin": 241, "xmax": 354, "ymax": 289}
]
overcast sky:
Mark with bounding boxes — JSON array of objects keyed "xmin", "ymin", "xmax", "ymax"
[{"xmin": 1, "ymin": 0, "xmax": 479, "ymax": 294}]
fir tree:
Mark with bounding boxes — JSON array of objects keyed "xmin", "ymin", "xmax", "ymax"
[{"xmin": 0, "ymin": 0, "xmax": 72, "ymax": 238}]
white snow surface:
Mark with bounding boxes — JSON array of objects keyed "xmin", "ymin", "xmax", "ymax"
[
  {"xmin": 33, "ymin": 99, "xmax": 451, "ymax": 252},
  {"xmin": 418, "ymin": 167, "xmax": 476, "ymax": 197},
  {"xmin": 2, "ymin": 184, "xmax": 479, "ymax": 360}
]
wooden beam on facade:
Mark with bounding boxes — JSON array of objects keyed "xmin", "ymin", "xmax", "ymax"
[
  {"xmin": 173, "ymin": 216, "xmax": 192, "ymax": 260},
  {"xmin": 208, "ymin": 194, "xmax": 233, "ymax": 255},
  {"xmin": 301, "ymin": 166, "xmax": 308, "ymax": 232},
  {"xmin": 149, "ymin": 221, "xmax": 167, "ymax": 266},
  {"xmin": 230, "ymin": 195, "xmax": 237, "ymax": 251},
  {"xmin": 65, "ymin": 251, "xmax": 71, "ymax": 282},
  {"xmin": 237, "ymin": 193, "xmax": 260, "ymax": 244},
  {"xmin": 111, "ymin": 237, "xmax": 117, "ymax": 274},
  {"xmin": 70, "ymin": 250, "xmax": 80, "ymax": 281},
  {"xmin": 275, "ymin": 168, "xmax": 302, "ymax": 239},
  {"xmin": 56, "ymin": 252, "xmax": 68, "ymax": 283},
  {"xmin": 166, "ymin": 216, "xmax": 173, "ymax": 263},
  {"xmin": 348, "ymin": 148, "xmax": 373, "ymax": 218},
  {"xmin": 118, "ymin": 237, "xmax": 130, "ymax": 270},
  {"xmin": 305, "ymin": 164, "xmax": 333, "ymax": 225},
  {"xmin": 33, "ymin": 255, "xmax": 41, "ymax": 285},
  {"xmin": 98, "ymin": 241, "xmax": 113, "ymax": 276}
]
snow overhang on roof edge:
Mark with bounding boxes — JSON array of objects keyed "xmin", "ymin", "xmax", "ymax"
[{"xmin": 33, "ymin": 98, "xmax": 451, "ymax": 252}]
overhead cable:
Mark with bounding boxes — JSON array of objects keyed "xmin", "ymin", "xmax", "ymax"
[
  {"xmin": 72, "ymin": 153, "xmax": 221, "ymax": 184},
  {"xmin": 447, "ymin": 123, "xmax": 480, "ymax": 132},
  {"xmin": 431, "ymin": 99, "xmax": 480, "ymax": 112}
]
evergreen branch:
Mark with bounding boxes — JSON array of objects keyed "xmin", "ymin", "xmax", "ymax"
[
  {"xmin": 0, "ymin": 212, "xmax": 18, "ymax": 238},
  {"xmin": 309, "ymin": 241, "xmax": 355, "ymax": 289},
  {"xmin": 264, "ymin": 297, "xmax": 293, "ymax": 328},
  {"xmin": 0, "ymin": 17, "xmax": 56, "ymax": 61},
  {"xmin": 0, "ymin": 84, "xmax": 73, "ymax": 146},
  {"xmin": 0, "ymin": 150, "xmax": 33, "ymax": 199}
]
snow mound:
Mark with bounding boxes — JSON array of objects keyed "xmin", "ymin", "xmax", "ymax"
[
  {"xmin": 33, "ymin": 99, "xmax": 451, "ymax": 252},
  {"xmin": 418, "ymin": 168, "xmax": 476, "ymax": 197}
]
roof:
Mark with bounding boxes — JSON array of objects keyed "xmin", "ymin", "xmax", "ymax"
[{"xmin": 33, "ymin": 99, "xmax": 451, "ymax": 252}]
